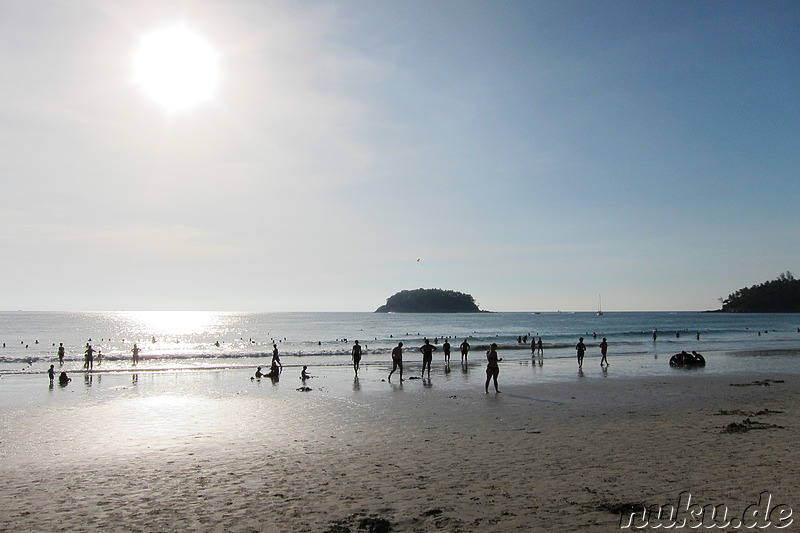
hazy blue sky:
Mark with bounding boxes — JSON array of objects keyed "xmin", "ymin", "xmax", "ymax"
[{"xmin": 1, "ymin": 1, "xmax": 798, "ymax": 312}]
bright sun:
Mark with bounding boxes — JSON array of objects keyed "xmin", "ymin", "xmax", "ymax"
[{"xmin": 133, "ymin": 25, "xmax": 218, "ymax": 113}]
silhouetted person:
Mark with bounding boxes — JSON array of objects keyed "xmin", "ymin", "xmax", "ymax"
[
  {"xmin": 537, "ymin": 338, "xmax": 543, "ymax": 356},
  {"xmin": 575, "ymin": 337, "xmax": 586, "ymax": 369},
  {"xmin": 599, "ymin": 338, "xmax": 609, "ymax": 367},
  {"xmin": 485, "ymin": 343, "xmax": 502, "ymax": 393},
  {"xmin": 460, "ymin": 339, "xmax": 470, "ymax": 362},
  {"xmin": 352, "ymin": 340, "xmax": 362, "ymax": 375},
  {"xmin": 272, "ymin": 344, "xmax": 282, "ymax": 372},
  {"xmin": 301, "ymin": 365, "xmax": 311, "ymax": 380},
  {"xmin": 57, "ymin": 343, "xmax": 65, "ymax": 365},
  {"xmin": 48, "ymin": 364, "xmax": 55, "ymax": 383},
  {"xmin": 132, "ymin": 344, "xmax": 140, "ymax": 366},
  {"xmin": 388, "ymin": 342, "xmax": 404, "ymax": 382},
  {"xmin": 84, "ymin": 343, "xmax": 94, "ymax": 370},
  {"xmin": 58, "ymin": 372, "xmax": 71, "ymax": 386},
  {"xmin": 443, "ymin": 339, "xmax": 451, "ymax": 362},
  {"xmin": 255, "ymin": 366, "xmax": 265, "ymax": 379},
  {"xmin": 420, "ymin": 338, "xmax": 436, "ymax": 378},
  {"xmin": 266, "ymin": 360, "xmax": 280, "ymax": 379}
]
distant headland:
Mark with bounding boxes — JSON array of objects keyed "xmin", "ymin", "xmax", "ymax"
[
  {"xmin": 375, "ymin": 288, "xmax": 485, "ymax": 313},
  {"xmin": 716, "ymin": 271, "xmax": 800, "ymax": 313}
]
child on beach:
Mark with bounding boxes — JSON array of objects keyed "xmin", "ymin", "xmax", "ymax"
[
  {"xmin": 599, "ymin": 338, "xmax": 608, "ymax": 367},
  {"xmin": 575, "ymin": 337, "xmax": 586, "ymax": 369}
]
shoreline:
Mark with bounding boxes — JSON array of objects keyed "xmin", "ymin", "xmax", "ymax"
[{"xmin": 1, "ymin": 369, "xmax": 797, "ymax": 531}]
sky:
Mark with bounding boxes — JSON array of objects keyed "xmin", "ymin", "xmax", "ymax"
[{"xmin": 1, "ymin": 1, "xmax": 798, "ymax": 312}]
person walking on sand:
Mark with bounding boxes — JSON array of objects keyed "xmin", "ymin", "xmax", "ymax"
[
  {"xmin": 57, "ymin": 343, "xmax": 65, "ymax": 365},
  {"xmin": 485, "ymin": 343, "xmax": 503, "ymax": 393},
  {"xmin": 352, "ymin": 340, "xmax": 362, "ymax": 375},
  {"xmin": 599, "ymin": 337, "xmax": 609, "ymax": 367},
  {"xmin": 420, "ymin": 338, "xmax": 436, "ymax": 378},
  {"xmin": 575, "ymin": 337, "xmax": 586, "ymax": 369},
  {"xmin": 388, "ymin": 342, "xmax": 404, "ymax": 382},
  {"xmin": 460, "ymin": 339, "xmax": 470, "ymax": 362},
  {"xmin": 132, "ymin": 343, "xmax": 140, "ymax": 366},
  {"xmin": 443, "ymin": 339, "xmax": 451, "ymax": 363}
]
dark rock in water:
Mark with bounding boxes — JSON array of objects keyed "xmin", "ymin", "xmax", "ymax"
[{"xmin": 358, "ymin": 517, "xmax": 391, "ymax": 533}]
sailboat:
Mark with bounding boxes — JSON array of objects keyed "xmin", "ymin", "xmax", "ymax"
[{"xmin": 597, "ymin": 295, "xmax": 603, "ymax": 316}]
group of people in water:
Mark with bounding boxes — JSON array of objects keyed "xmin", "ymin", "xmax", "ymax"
[
  {"xmin": 668, "ymin": 350, "xmax": 707, "ymax": 368},
  {"xmin": 48, "ymin": 331, "xmax": 709, "ymax": 391}
]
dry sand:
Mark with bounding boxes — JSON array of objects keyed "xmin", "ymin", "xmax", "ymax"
[{"xmin": 0, "ymin": 366, "xmax": 797, "ymax": 532}]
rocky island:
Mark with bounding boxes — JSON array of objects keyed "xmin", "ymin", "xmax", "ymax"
[{"xmin": 375, "ymin": 288, "xmax": 484, "ymax": 313}]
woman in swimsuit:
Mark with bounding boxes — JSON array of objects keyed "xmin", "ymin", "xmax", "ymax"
[{"xmin": 485, "ymin": 343, "xmax": 502, "ymax": 393}]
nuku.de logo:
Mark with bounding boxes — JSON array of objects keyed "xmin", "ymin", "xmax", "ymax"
[{"xmin": 620, "ymin": 491, "xmax": 792, "ymax": 529}]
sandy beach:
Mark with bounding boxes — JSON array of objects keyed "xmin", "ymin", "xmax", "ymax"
[{"xmin": 0, "ymin": 361, "xmax": 798, "ymax": 532}]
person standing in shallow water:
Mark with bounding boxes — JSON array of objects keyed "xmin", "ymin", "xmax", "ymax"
[
  {"xmin": 131, "ymin": 343, "xmax": 140, "ymax": 366},
  {"xmin": 460, "ymin": 339, "xmax": 470, "ymax": 362},
  {"xmin": 272, "ymin": 343, "xmax": 282, "ymax": 373},
  {"xmin": 57, "ymin": 343, "xmax": 65, "ymax": 365},
  {"xmin": 485, "ymin": 343, "xmax": 502, "ymax": 393},
  {"xmin": 352, "ymin": 340, "xmax": 362, "ymax": 376},
  {"xmin": 575, "ymin": 337, "xmax": 586, "ymax": 369},
  {"xmin": 420, "ymin": 338, "xmax": 436, "ymax": 378},
  {"xmin": 442, "ymin": 339, "xmax": 451, "ymax": 363},
  {"xmin": 388, "ymin": 342, "xmax": 404, "ymax": 382},
  {"xmin": 84, "ymin": 343, "xmax": 95, "ymax": 370},
  {"xmin": 599, "ymin": 337, "xmax": 609, "ymax": 367}
]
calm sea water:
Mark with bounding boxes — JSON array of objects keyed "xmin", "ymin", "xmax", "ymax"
[{"xmin": 1, "ymin": 311, "xmax": 799, "ymax": 377}]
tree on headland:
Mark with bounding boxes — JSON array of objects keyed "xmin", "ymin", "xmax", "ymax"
[
  {"xmin": 719, "ymin": 272, "xmax": 800, "ymax": 312},
  {"xmin": 375, "ymin": 288, "xmax": 483, "ymax": 313}
]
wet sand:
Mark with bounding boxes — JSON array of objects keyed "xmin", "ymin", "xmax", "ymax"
[{"xmin": 0, "ymin": 363, "xmax": 798, "ymax": 532}]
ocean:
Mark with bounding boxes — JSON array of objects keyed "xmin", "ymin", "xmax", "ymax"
[{"xmin": 2, "ymin": 311, "xmax": 799, "ymax": 380}]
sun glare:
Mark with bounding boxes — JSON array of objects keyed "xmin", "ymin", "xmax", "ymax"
[{"xmin": 133, "ymin": 25, "xmax": 218, "ymax": 112}]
